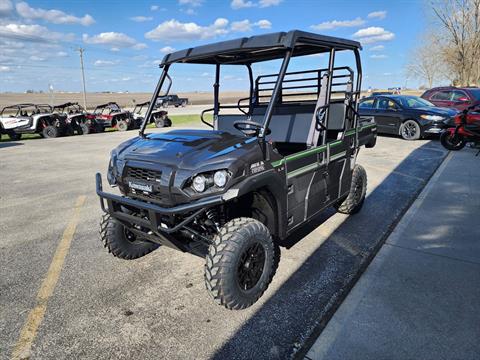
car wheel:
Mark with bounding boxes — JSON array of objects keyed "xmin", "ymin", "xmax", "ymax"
[
  {"xmin": 205, "ymin": 217, "xmax": 278, "ymax": 310},
  {"xmin": 42, "ymin": 125, "xmax": 59, "ymax": 138},
  {"xmin": 440, "ymin": 131, "xmax": 466, "ymax": 150},
  {"xmin": 181, "ymin": 101, "xmax": 187, "ymax": 107},
  {"xmin": 100, "ymin": 214, "xmax": 160, "ymax": 260},
  {"xmin": 116, "ymin": 120, "xmax": 128, "ymax": 131},
  {"xmin": 400, "ymin": 119, "xmax": 421, "ymax": 140},
  {"xmin": 334, "ymin": 164, "xmax": 367, "ymax": 214}
]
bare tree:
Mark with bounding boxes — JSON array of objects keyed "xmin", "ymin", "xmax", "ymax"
[
  {"xmin": 431, "ymin": 0, "xmax": 480, "ymax": 85},
  {"xmin": 406, "ymin": 34, "xmax": 444, "ymax": 88}
]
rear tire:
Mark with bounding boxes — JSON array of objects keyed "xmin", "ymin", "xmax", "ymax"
[
  {"xmin": 205, "ymin": 217, "xmax": 277, "ymax": 310},
  {"xmin": 42, "ymin": 125, "xmax": 59, "ymax": 138},
  {"xmin": 116, "ymin": 120, "xmax": 128, "ymax": 131},
  {"xmin": 100, "ymin": 214, "xmax": 160, "ymax": 260},
  {"xmin": 335, "ymin": 164, "xmax": 367, "ymax": 214},
  {"xmin": 154, "ymin": 117, "xmax": 165, "ymax": 128},
  {"xmin": 440, "ymin": 131, "xmax": 466, "ymax": 150},
  {"xmin": 79, "ymin": 123, "xmax": 90, "ymax": 135}
]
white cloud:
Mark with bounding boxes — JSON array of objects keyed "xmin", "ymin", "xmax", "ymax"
[
  {"xmin": 368, "ymin": 11, "xmax": 387, "ymax": 20},
  {"xmin": 0, "ymin": 23, "xmax": 75, "ymax": 43},
  {"xmin": 231, "ymin": 19, "xmax": 272, "ymax": 32},
  {"xmin": 145, "ymin": 18, "xmax": 229, "ymax": 41},
  {"xmin": 231, "ymin": 0, "xmax": 281, "ymax": 9},
  {"xmin": 0, "ymin": 0, "xmax": 13, "ymax": 15},
  {"xmin": 56, "ymin": 51, "xmax": 68, "ymax": 57},
  {"xmin": 370, "ymin": 54, "xmax": 387, "ymax": 59},
  {"xmin": 311, "ymin": 17, "xmax": 365, "ymax": 31},
  {"xmin": 383, "ymin": 72, "xmax": 392, "ymax": 76},
  {"xmin": 231, "ymin": 0, "xmax": 255, "ymax": 9},
  {"xmin": 16, "ymin": 2, "xmax": 95, "ymax": 26},
  {"xmin": 259, "ymin": 0, "xmax": 281, "ymax": 7},
  {"xmin": 178, "ymin": 0, "xmax": 203, "ymax": 6},
  {"xmin": 353, "ymin": 27, "xmax": 394, "ymax": 44},
  {"xmin": 151, "ymin": 5, "xmax": 159, "ymax": 10},
  {"xmin": 0, "ymin": 65, "xmax": 12, "ymax": 72},
  {"xmin": 29, "ymin": 55, "xmax": 45, "ymax": 61},
  {"xmin": 94, "ymin": 59, "xmax": 120, "ymax": 66},
  {"xmin": 369, "ymin": 45, "xmax": 385, "ymax": 51},
  {"xmin": 83, "ymin": 32, "xmax": 147, "ymax": 50},
  {"xmin": 201, "ymin": 72, "xmax": 210, "ymax": 76},
  {"xmin": 256, "ymin": 19, "xmax": 271, "ymax": 29},
  {"xmin": 130, "ymin": 16, "xmax": 153, "ymax": 22},
  {"xmin": 160, "ymin": 46, "xmax": 175, "ymax": 53}
]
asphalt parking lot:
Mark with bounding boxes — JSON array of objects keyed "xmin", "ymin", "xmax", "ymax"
[{"xmin": 0, "ymin": 125, "xmax": 447, "ymax": 360}]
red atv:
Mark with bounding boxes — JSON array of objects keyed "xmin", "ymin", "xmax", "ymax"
[
  {"xmin": 440, "ymin": 103, "xmax": 480, "ymax": 150},
  {"xmin": 87, "ymin": 102, "xmax": 135, "ymax": 132}
]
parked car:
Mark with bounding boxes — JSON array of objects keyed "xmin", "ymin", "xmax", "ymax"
[
  {"xmin": 53, "ymin": 102, "xmax": 101, "ymax": 135},
  {"xmin": 132, "ymin": 101, "xmax": 172, "ymax": 128},
  {"xmin": 0, "ymin": 103, "xmax": 68, "ymax": 140},
  {"xmin": 96, "ymin": 30, "xmax": 377, "ymax": 310},
  {"xmin": 421, "ymin": 86, "xmax": 480, "ymax": 111},
  {"xmin": 359, "ymin": 95, "xmax": 457, "ymax": 140},
  {"xmin": 156, "ymin": 94, "xmax": 188, "ymax": 108},
  {"xmin": 87, "ymin": 102, "xmax": 135, "ymax": 131}
]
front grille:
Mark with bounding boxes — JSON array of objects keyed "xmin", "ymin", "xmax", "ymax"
[
  {"xmin": 126, "ymin": 167, "xmax": 161, "ymax": 182},
  {"xmin": 127, "ymin": 191, "xmax": 164, "ymax": 203}
]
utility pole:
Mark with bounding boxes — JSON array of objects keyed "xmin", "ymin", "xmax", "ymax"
[{"xmin": 77, "ymin": 47, "xmax": 87, "ymax": 110}]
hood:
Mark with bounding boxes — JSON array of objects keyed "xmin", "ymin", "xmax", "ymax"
[
  {"xmin": 117, "ymin": 129, "xmax": 257, "ymax": 169},
  {"xmin": 411, "ymin": 106, "xmax": 458, "ymax": 117}
]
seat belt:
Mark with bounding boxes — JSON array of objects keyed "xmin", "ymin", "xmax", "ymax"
[{"xmin": 307, "ymin": 73, "xmax": 329, "ymax": 148}]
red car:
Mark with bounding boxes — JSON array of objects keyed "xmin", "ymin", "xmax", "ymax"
[{"xmin": 421, "ymin": 86, "xmax": 480, "ymax": 111}]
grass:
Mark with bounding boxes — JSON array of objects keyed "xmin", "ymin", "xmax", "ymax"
[{"xmin": 0, "ymin": 114, "xmax": 211, "ymax": 142}]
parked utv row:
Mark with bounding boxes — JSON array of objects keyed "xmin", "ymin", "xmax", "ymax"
[{"xmin": 0, "ymin": 101, "xmax": 172, "ymax": 141}]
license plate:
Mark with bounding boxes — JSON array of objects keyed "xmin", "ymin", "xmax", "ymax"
[{"xmin": 128, "ymin": 181, "xmax": 153, "ymax": 193}]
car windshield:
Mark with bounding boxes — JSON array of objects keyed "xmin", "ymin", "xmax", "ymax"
[
  {"xmin": 396, "ymin": 96, "xmax": 434, "ymax": 108},
  {"xmin": 469, "ymin": 89, "xmax": 480, "ymax": 101}
]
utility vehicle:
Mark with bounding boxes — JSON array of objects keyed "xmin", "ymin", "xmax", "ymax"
[
  {"xmin": 96, "ymin": 30, "xmax": 377, "ymax": 310},
  {"xmin": 53, "ymin": 102, "xmax": 100, "ymax": 135},
  {"xmin": 0, "ymin": 103, "xmax": 68, "ymax": 140},
  {"xmin": 132, "ymin": 101, "xmax": 172, "ymax": 128},
  {"xmin": 88, "ymin": 102, "xmax": 134, "ymax": 131},
  {"xmin": 156, "ymin": 94, "xmax": 188, "ymax": 108}
]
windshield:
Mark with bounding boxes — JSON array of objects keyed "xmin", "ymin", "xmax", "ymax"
[
  {"xmin": 397, "ymin": 96, "xmax": 434, "ymax": 108},
  {"xmin": 469, "ymin": 89, "xmax": 480, "ymax": 101}
]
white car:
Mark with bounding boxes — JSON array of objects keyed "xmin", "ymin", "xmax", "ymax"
[{"xmin": 0, "ymin": 103, "xmax": 68, "ymax": 140}]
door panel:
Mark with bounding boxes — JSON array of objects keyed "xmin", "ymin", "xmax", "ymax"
[{"xmin": 374, "ymin": 98, "xmax": 400, "ymax": 134}]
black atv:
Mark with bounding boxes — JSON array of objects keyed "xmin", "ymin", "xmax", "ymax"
[{"xmin": 96, "ymin": 30, "xmax": 377, "ymax": 310}]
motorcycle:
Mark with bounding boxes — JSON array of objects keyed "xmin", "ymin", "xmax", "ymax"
[{"xmin": 440, "ymin": 102, "xmax": 480, "ymax": 151}]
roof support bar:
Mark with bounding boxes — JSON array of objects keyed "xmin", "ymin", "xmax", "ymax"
[
  {"xmin": 259, "ymin": 49, "xmax": 292, "ymax": 138},
  {"xmin": 140, "ymin": 64, "xmax": 170, "ymax": 137}
]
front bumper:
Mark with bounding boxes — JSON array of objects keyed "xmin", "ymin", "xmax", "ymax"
[
  {"xmin": 423, "ymin": 122, "xmax": 450, "ymax": 134},
  {"xmin": 96, "ymin": 173, "xmax": 224, "ymax": 236}
]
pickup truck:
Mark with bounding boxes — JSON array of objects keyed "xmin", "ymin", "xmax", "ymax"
[{"xmin": 156, "ymin": 94, "xmax": 188, "ymax": 108}]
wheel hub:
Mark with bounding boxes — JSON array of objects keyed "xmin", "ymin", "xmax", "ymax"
[{"xmin": 237, "ymin": 243, "xmax": 265, "ymax": 291}]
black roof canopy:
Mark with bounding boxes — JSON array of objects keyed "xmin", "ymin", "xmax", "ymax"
[{"xmin": 160, "ymin": 30, "xmax": 362, "ymax": 66}]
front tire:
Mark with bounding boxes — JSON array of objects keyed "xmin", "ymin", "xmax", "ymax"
[
  {"xmin": 400, "ymin": 119, "xmax": 421, "ymax": 140},
  {"xmin": 42, "ymin": 125, "xmax": 59, "ymax": 138},
  {"xmin": 116, "ymin": 120, "xmax": 128, "ymax": 131},
  {"xmin": 440, "ymin": 131, "xmax": 466, "ymax": 150},
  {"xmin": 205, "ymin": 217, "xmax": 277, "ymax": 310},
  {"xmin": 154, "ymin": 117, "xmax": 165, "ymax": 128},
  {"xmin": 335, "ymin": 164, "xmax": 367, "ymax": 214},
  {"xmin": 100, "ymin": 214, "xmax": 159, "ymax": 260}
]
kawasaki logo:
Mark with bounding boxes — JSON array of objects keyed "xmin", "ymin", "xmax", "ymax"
[{"xmin": 128, "ymin": 181, "xmax": 153, "ymax": 193}]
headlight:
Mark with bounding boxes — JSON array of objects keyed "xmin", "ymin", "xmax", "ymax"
[
  {"xmin": 213, "ymin": 170, "xmax": 228, "ymax": 187},
  {"xmin": 420, "ymin": 114, "xmax": 445, "ymax": 121},
  {"xmin": 107, "ymin": 153, "xmax": 117, "ymax": 185},
  {"xmin": 193, "ymin": 175, "xmax": 207, "ymax": 192}
]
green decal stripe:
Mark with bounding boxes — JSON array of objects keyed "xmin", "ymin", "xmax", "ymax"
[
  {"xmin": 287, "ymin": 162, "xmax": 320, "ymax": 179},
  {"xmin": 271, "ymin": 124, "xmax": 376, "ymax": 168}
]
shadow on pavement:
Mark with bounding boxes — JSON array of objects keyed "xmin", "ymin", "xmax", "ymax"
[
  {"xmin": 0, "ymin": 142, "xmax": 23, "ymax": 149},
  {"xmin": 212, "ymin": 142, "xmax": 448, "ymax": 360}
]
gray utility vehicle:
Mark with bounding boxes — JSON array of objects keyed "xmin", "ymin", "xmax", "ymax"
[
  {"xmin": 0, "ymin": 103, "xmax": 68, "ymax": 140},
  {"xmin": 132, "ymin": 101, "xmax": 172, "ymax": 128},
  {"xmin": 96, "ymin": 30, "xmax": 377, "ymax": 310},
  {"xmin": 53, "ymin": 102, "xmax": 100, "ymax": 135}
]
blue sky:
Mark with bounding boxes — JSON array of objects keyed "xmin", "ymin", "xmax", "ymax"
[{"xmin": 0, "ymin": 0, "xmax": 428, "ymax": 93}]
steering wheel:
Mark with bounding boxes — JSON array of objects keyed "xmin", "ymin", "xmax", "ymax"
[
  {"xmin": 315, "ymin": 105, "xmax": 328, "ymax": 131},
  {"xmin": 234, "ymin": 120, "xmax": 267, "ymax": 136}
]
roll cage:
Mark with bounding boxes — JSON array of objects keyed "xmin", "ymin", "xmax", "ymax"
[
  {"xmin": 139, "ymin": 30, "xmax": 362, "ymax": 142},
  {"xmin": 94, "ymin": 102, "xmax": 122, "ymax": 115},
  {"xmin": 1, "ymin": 103, "xmax": 52, "ymax": 117},
  {"xmin": 53, "ymin": 102, "xmax": 84, "ymax": 113}
]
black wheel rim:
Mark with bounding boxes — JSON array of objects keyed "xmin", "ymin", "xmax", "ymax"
[
  {"xmin": 237, "ymin": 243, "xmax": 266, "ymax": 291},
  {"xmin": 402, "ymin": 121, "xmax": 418, "ymax": 139},
  {"xmin": 124, "ymin": 228, "xmax": 137, "ymax": 243},
  {"xmin": 447, "ymin": 134, "xmax": 462, "ymax": 147},
  {"xmin": 353, "ymin": 176, "xmax": 363, "ymax": 203}
]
